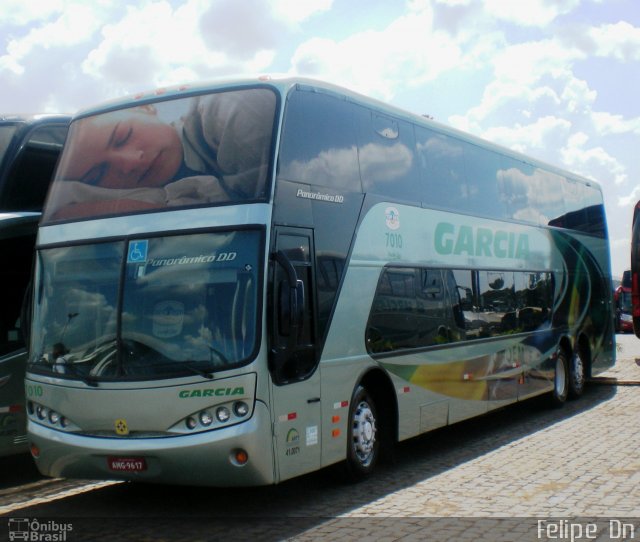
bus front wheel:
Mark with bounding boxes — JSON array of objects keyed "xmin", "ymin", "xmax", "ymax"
[{"xmin": 344, "ymin": 385, "xmax": 380, "ymax": 480}]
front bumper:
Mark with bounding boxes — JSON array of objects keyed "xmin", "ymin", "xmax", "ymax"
[{"xmin": 28, "ymin": 401, "xmax": 275, "ymax": 487}]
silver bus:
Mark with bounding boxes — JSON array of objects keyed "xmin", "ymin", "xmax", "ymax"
[
  {"xmin": 0, "ymin": 114, "xmax": 69, "ymax": 457},
  {"xmin": 25, "ymin": 77, "xmax": 614, "ymax": 485}
]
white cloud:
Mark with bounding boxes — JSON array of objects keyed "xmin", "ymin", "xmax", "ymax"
[
  {"xmin": 592, "ymin": 112, "xmax": 640, "ymax": 136},
  {"xmin": 492, "ymin": 40, "xmax": 584, "ymax": 87},
  {"xmin": 82, "ymin": 0, "xmax": 277, "ymax": 92},
  {"xmin": 561, "ymin": 132, "xmax": 627, "ymax": 186},
  {"xmin": 479, "ymin": 116, "xmax": 572, "ymax": 154},
  {"xmin": 0, "ymin": 4, "xmax": 103, "ymax": 75},
  {"xmin": 483, "ymin": 0, "xmax": 580, "ymax": 27},
  {"xmin": 446, "ymin": 39, "xmax": 590, "ymax": 135},
  {"xmin": 0, "ymin": 0, "xmax": 64, "ymax": 25},
  {"xmin": 618, "ymin": 185, "xmax": 640, "ymax": 208},
  {"xmin": 561, "ymin": 77, "xmax": 597, "ymax": 114},
  {"xmin": 589, "ymin": 21, "xmax": 640, "ymax": 61},
  {"xmin": 271, "ymin": 0, "xmax": 333, "ymax": 24},
  {"xmin": 198, "ymin": 0, "xmax": 281, "ymax": 59},
  {"xmin": 289, "ymin": 3, "xmax": 476, "ymax": 100}
]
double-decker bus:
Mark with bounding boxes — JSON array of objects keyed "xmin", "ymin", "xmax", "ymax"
[
  {"xmin": 25, "ymin": 77, "xmax": 614, "ymax": 486},
  {"xmin": 0, "ymin": 114, "xmax": 69, "ymax": 457}
]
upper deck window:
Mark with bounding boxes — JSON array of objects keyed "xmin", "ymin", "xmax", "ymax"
[
  {"xmin": 278, "ymin": 89, "xmax": 362, "ymax": 192},
  {"xmin": 42, "ymin": 88, "xmax": 277, "ymax": 222},
  {"xmin": 2, "ymin": 123, "xmax": 68, "ymax": 211}
]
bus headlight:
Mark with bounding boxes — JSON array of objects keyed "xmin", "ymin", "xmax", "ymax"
[
  {"xmin": 172, "ymin": 400, "xmax": 254, "ymax": 434},
  {"xmin": 233, "ymin": 401, "xmax": 249, "ymax": 417},
  {"xmin": 27, "ymin": 401, "xmax": 78, "ymax": 431},
  {"xmin": 186, "ymin": 416, "xmax": 198, "ymax": 430},
  {"xmin": 199, "ymin": 410, "xmax": 213, "ymax": 426},
  {"xmin": 36, "ymin": 405, "xmax": 47, "ymax": 420},
  {"xmin": 216, "ymin": 407, "xmax": 231, "ymax": 423},
  {"xmin": 48, "ymin": 410, "xmax": 60, "ymax": 424}
]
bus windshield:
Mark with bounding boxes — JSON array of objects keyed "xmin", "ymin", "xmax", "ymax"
[
  {"xmin": 29, "ymin": 229, "xmax": 261, "ymax": 380},
  {"xmin": 42, "ymin": 87, "xmax": 277, "ymax": 222}
]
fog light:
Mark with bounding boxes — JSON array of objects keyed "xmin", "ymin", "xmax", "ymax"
[
  {"xmin": 199, "ymin": 410, "xmax": 213, "ymax": 426},
  {"xmin": 30, "ymin": 443, "xmax": 40, "ymax": 459},
  {"xmin": 230, "ymin": 448, "xmax": 249, "ymax": 466},
  {"xmin": 216, "ymin": 406, "xmax": 230, "ymax": 423},
  {"xmin": 233, "ymin": 401, "xmax": 249, "ymax": 417},
  {"xmin": 186, "ymin": 416, "xmax": 197, "ymax": 430},
  {"xmin": 48, "ymin": 411, "xmax": 60, "ymax": 425}
]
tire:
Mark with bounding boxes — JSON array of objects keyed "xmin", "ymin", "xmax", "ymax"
[
  {"xmin": 548, "ymin": 350, "xmax": 569, "ymax": 407},
  {"xmin": 568, "ymin": 348, "xmax": 587, "ymax": 399},
  {"xmin": 344, "ymin": 385, "xmax": 380, "ymax": 481}
]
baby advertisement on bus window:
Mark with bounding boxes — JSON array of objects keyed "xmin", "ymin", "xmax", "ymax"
[{"xmin": 43, "ymin": 88, "xmax": 276, "ymax": 221}]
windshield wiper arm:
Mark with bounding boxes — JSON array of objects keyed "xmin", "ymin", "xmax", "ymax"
[
  {"xmin": 185, "ymin": 364, "xmax": 214, "ymax": 380},
  {"xmin": 78, "ymin": 373, "xmax": 99, "ymax": 387}
]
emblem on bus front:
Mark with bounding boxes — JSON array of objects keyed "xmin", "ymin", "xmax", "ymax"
[{"xmin": 114, "ymin": 419, "xmax": 129, "ymax": 436}]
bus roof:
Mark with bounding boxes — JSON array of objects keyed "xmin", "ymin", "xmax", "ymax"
[
  {"xmin": 0, "ymin": 114, "xmax": 71, "ymax": 125},
  {"xmin": 71, "ymin": 75, "xmax": 601, "ymax": 193}
]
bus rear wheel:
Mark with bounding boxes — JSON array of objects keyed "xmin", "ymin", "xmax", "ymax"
[
  {"xmin": 548, "ymin": 350, "xmax": 569, "ymax": 407},
  {"xmin": 344, "ymin": 385, "xmax": 380, "ymax": 480},
  {"xmin": 568, "ymin": 349, "xmax": 586, "ymax": 399}
]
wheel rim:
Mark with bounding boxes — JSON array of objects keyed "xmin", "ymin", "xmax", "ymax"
[{"xmin": 352, "ymin": 400, "xmax": 377, "ymax": 467}]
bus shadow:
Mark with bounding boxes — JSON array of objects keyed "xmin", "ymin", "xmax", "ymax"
[{"xmin": 0, "ymin": 453, "xmax": 42, "ymax": 490}]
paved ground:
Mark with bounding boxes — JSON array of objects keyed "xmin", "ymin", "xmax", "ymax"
[
  {"xmin": 289, "ymin": 335, "xmax": 640, "ymax": 540},
  {"xmin": 1, "ymin": 335, "xmax": 639, "ymax": 541}
]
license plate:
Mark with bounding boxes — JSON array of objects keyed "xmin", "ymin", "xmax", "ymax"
[{"xmin": 107, "ymin": 456, "xmax": 147, "ymax": 472}]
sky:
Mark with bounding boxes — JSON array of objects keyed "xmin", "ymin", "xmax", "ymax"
[{"xmin": 0, "ymin": 0, "xmax": 639, "ymax": 278}]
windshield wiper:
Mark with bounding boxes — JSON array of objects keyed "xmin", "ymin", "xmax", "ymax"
[
  {"xmin": 78, "ymin": 373, "xmax": 99, "ymax": 387},
  {"xmin": 184, "ymin": 364, "xmax": 214, "ymax": 380}
]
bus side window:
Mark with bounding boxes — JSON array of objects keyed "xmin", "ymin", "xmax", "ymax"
[
  {"xmin": 278, "ymin": 90, "xmax": 362, "ymax": 193},
  {"xmin": 418, "ymin": 269, "xmax": 451, "ymax": 346},
  {"xmin": 444, "ymin": 269, "xmax": 466, "ymax": 340},
  {"xmin": 367, "ymin": 267, "xmax": 459, "ymax": 352},
  {"xmin": 2, "ymin": 124, "xmax": 68, "ymax": 211},
  {"xmin": 416, "ymin": 127, "xmax": 462, "ymax": 212},
  {"xmin": 0, "ymin": 230, "xmax": 37, "ymax": 356},
  {"xmin": 451, "ymin": 270, "xmax": 475, "ymax": 336},
  {"xmin": 461, "ymin": 143, "xmax": 505, "ymax": 219},
  {"xmin": 357, "ymin": 112, "xmax": 419, "ymax": 202}
]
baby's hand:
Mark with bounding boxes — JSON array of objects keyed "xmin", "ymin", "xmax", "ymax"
[{"xmin": 164, "ymin": 175, "xmax": 226, "ymax": 205}]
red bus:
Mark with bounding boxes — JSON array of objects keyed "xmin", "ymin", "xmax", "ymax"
[{"xmin": 632, "ymin": 202, "xmax": 640, "ymax": 337}]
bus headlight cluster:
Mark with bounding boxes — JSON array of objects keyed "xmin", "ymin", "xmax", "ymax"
[
  {"xmin": 184, "ymin": 400, "xmax": 251, "ymax": 432},
  {"xmin": 27, "ymin": 401, "xmax": 69, "ymax": 429}
]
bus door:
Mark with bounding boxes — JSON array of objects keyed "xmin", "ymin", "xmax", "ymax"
[{"xmin": 269, "ymin": 227, "xmax": 321, "ymax": 481}]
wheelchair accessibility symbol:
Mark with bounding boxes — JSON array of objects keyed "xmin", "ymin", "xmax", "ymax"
[{"xmin": 128, "ymin": 240, "xmax": 148, "ymax": 263}]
